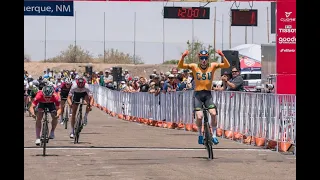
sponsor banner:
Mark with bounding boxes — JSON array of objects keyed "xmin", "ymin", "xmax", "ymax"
[
  {"xmin": 240, "ymin": 56, "xmax": 261, "ymax": 69},
  {"xmin": 108, "ymin": 0, "xmax": 150, "ymax": 1},
  {"xmin": 24, "ymin": 1, "xmax": 74, "ymax": 16},
  {"xmin": 276, "ymin": 0, "xmax": 296, "ymax": 94},
  {"xmin": 165, "ymin": 0, "xmax": 222, "ymax": 2},
  {"xmin": 224, "ymin": 0, "xmax": 274, "ymax": 1}
]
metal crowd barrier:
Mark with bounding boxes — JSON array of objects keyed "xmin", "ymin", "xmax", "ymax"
[{"xmin": 89, "ymin": 84, "xmax": 296, "ymax": 154}]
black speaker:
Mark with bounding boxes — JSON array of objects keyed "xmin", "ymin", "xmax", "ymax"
[
  {"xmin": 221, "ymin": 50, "xmax": 240, "ymax": 76},
  {"xmin": 85, "ymin": 66, "xmax": 93, "ymax": 76},
  {"xmin": 112, "ymin": 67, "xmax": 122, "ymax": 82}
]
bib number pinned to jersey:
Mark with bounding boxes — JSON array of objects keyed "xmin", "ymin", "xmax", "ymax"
[{"xmin": 196, "ymin": 72, "xmax": 212, "ymax": 80}]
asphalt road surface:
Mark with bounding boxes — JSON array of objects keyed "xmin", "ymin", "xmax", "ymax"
[{"xmin": 24, "ymin": 108, "xmax": 296, "ymax": 180}]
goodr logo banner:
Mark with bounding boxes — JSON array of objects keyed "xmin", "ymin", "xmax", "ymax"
[{"xmin": 278, "ymin": 37, "xmax": 296, "ymax": 44}]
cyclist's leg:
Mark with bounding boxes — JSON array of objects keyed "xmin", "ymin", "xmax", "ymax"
[
  {"xmin": 60, "ymin": 100, "xmax": 66, "ymax": 123},
  {"xmin": 70, "ymin": 93, "xmax": 80, "ymax": 138},
  {"xmin": 204, "ymin": 92, "xmax": 219, "ymax": 145},
  {"xmin": 48, "ymin": 103, "xmax": 58, "ymax": 139},
  {"xmin": 194, "ymin": 91, "xmax": 204, "ymax": 144},
  {"xmin": 83, "ymin": 93, "xmax": 92, "ymax": 125},
  {"xmin": 35, "ymin": 103, "xmax": 45, "ymax": 145}
]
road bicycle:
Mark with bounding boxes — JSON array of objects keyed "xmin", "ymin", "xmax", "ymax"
[
  {"xmin": 61, "ymin": 98, "xmax": 69, "ymax": 129},
  {"xmin": 40, "ymin": 108, "xmax": 50, "ymax": 156},
  {"xmin": 74, "ymin": 98, "xmax": 86, "ymax": 144}
]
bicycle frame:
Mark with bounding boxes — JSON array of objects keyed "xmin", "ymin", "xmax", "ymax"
[{"xmin": 74, "ymin": 98, "xmax": 85, "ymax": 144}]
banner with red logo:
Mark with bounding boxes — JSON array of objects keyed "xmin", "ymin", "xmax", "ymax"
[{"xmin": 276, "ymin": 0, "xmax": 296, "ymax": 94}]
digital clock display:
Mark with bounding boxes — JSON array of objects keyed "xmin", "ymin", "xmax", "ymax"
[
  {"xmin": 231, "ymin": 9, "xmax": 258, "ymax": 26},
  {"xmin": 163, "ymin": 7, "xmax": 210, "ymax": 20}
]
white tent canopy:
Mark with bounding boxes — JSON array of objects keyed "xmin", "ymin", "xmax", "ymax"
[{"xmin": 230, "ymin": 44, "xmax": 261, "ymax": 62}]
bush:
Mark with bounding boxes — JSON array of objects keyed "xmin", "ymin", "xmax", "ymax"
[
  {"xmin": 163, "ymin": 59, "xmax": 179, "ymax": 64},
  {"xmin": 183, "ymin": 40, "xmax": 218, "ymax": 64},
  {"xmin": 45, "ymin": 45, "xmax": 93, "ymax": 63},
  {"xmin": 24, "ymin": 53, "xmax": 31, "ymax": 62},
  {"xmin": 98, "ymin": 48, "xmax": 144, "ymax": 64},
  {"xmin": 45, "ymin": 44, "xmax": 144, "ymax": 64}
]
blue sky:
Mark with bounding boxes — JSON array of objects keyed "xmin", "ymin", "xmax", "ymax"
[{"xmin": 24, "ymin": 1, "xmax": 275, "ymax": 64}]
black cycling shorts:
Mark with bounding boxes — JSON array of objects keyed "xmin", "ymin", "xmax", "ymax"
[
  {"xmin": 194, "ymin": 90, "xmax": 217, "ymax": 112},
  {"xmin": 37, "ymin": 103, "xmax": 57, "ymax": 114},
  {"xmin": 72, "ymin": 92, "xmax": 88, "ymax": 104}
]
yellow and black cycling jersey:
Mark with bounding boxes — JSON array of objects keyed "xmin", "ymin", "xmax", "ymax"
[{"xmin": 178, "ymin": 58, "xmax": 230, "ymax": 91}]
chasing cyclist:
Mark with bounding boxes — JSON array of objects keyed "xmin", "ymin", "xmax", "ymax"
[
  {"xmin": 178, "ymin": 49, "xmax": 230, "ymax": 145},
  {"xmin": 67, "ymin": 77, "xmax": 94, "ymax": 139},
  {"xmin": 29, "ymin": 86, "xmax": 61, "ymax": 145},
  {"xmin": 58, "ymin": 78, "xmax": 73, "ymax": 124}
]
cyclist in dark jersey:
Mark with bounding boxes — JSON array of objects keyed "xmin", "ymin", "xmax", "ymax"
[{"xmin": 58, "ymin": 78, "xmax": 73, "ymax": 124}]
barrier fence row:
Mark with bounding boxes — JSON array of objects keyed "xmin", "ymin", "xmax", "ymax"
[{"xmin": 89, "ymin": 85, "xmax": 296, "ymax": 154}]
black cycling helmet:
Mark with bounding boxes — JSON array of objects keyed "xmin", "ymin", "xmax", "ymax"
[{"xmin": 42, "ymin": 85, "xmax": 54, "ymax": 97}]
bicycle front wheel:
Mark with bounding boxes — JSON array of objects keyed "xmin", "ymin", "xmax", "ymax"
[
  {"xmin": 41, "ymin": 121, "xmax": 49, "ymax": 156},
  {"xmin": 74, "ymin": 105, "xmax": 82, "ymax": 144},
  {"xmin": 64, "ymin": 105, "xmax": 69, "ymax": 129},
  {"xmin": 204, "ymin": 122, "xmax": 214, "ymax": 160}
]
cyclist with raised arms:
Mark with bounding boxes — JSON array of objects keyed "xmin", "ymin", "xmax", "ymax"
[
  {"xmin": 178, "ymin": 49, "xmax": 230, "ymax": 145},
  {"xmin": 67, "ymin": 77, "xmax": 94, "ymax": 139}
]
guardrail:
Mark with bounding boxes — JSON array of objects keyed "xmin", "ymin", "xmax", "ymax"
[{"xmin": 89, "ymin": 84, "xmax": 296, "ymax": 154}]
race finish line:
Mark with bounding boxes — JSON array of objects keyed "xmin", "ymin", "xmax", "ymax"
[{"xmin": 24, "ymin": 0, "xmax": 74, "ymax": 16}]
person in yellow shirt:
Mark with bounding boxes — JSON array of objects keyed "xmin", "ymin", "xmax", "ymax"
[{"xmin": 178, "ymin": 49, "xmax": 230, "ymax": 145}]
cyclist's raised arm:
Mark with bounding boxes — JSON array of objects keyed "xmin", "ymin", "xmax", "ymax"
[
  {"xmin": 178, "ymin": 50, "xmax": 191, "ymax": 69},
  {"xmin": 211, "ymin": 50, "xmax": 230, "ymax": 69}
]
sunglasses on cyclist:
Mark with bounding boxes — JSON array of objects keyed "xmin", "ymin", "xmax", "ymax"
[{"xmin": 199, "ymin": 56, "xmax": 208, "ymax": 60}]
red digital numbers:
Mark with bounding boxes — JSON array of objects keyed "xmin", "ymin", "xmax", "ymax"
[{"xmin": 178, "ymin": 8, "xmax": 204, "ymax": 19}]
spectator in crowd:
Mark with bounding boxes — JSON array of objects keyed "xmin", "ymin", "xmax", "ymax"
[
  {"xmin": 171, "ymin": 67, "xmax": 178, "ymax": 76},
  {"xmin": 153, "ymin": 69, "xmax": 157, "ymax": 75},
  {"xmin": 163, "ymin": 74, "xmax": 177, "ymax": 93},
  {"xmin": 176, "ymin": 74, "xmax": 187, "ymax": 91},
  {"xmin": 104, "ymin": 70, "xmax": 113, "ymax": 87},
  {"xmin": 131, "ymin": 77, "xmax": 140, "ymax": 92},
  {"xmin": 182, "ymin": 69, "xmax": 192, "ymax": 82},
  {"xmin": 148, "ymin": 82, "xmax": 157, "ymax": 94},
  {"xmin": 98, "ymin": 71, "xmax": 105, "ymax": 87},
  {"xmin": 139, "ymin": 77, "xmax": 149, "ymax": 92},
  {"xmin": 124, "ymin": 69, "xmax": 130, "ymax": 81},
  {"xmin": 213, "ymin": 71, "xmax": 231, "ymax": 91},
  {"xmin": 119, "ymin": 81, "xmax": 128, "ymax": 92},
  {"xmin": 222, "ymin": 67, "xmax": 244, "ymax": 91}
]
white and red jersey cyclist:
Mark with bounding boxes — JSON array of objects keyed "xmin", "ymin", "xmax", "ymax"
[{"xmin": 67, "ymin": 77, "xmax": 94, "ymax": 139}]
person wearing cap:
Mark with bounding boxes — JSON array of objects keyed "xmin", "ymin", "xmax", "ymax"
[
  {"xmin": 124, "ymin": 69, "xmax": 130, "ymax": 81},
  {"xmin": 150, "ymin": 75, "xmax": 161, "ymax": 95},
  {"xmin": 153, "ymin": 69, "xmax": 157, "ymax": 75},
  {"xmin": 163, "ymin": 74, "xmax": 177, "ymax": 92},
  {"xmin": 178, "ymin": 49, "xmax": 230, "ymax": 146},
  {"xmin": 104, "ymin": 70, "xmax": 113, "ymax": 87},
  {"xmin": 148, "ymin": 82, "xmax": 157, "ymax": 94},
  {"xmin": 119, "ymin": 81, "xmax": 128, "ymax": 92}
]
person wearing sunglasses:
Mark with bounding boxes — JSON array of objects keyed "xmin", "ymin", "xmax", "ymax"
[
  {"xmin": 67, "ymin": 77, "xmax": 94, "ymax": 139},
  {"xmin": 178, "ymin": 49, "xmax": 230, "ymax": 145},
  {"xmin": 29, "ymin": 85, "xmax": 61, "ymax": 146}
]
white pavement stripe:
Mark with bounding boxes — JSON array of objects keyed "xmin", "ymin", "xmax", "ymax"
[{"xmin": 24, "ymin": 147, "xmax": 271, "ymax": 152}]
